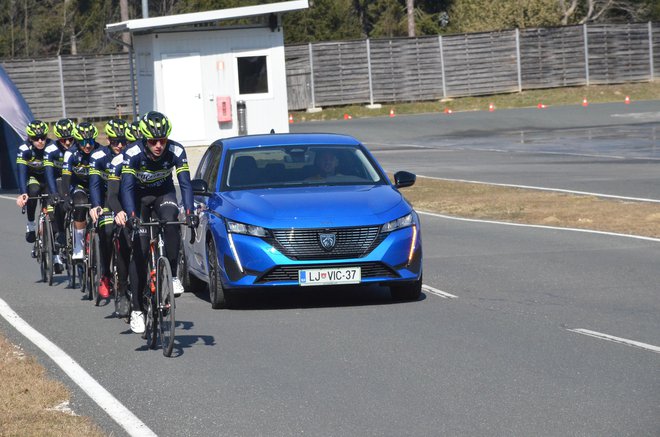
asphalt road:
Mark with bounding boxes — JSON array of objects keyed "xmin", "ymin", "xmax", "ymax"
[
  {"xmin": 292, "ymin": 101, "xmax": 660, "ymax": 200},
  {"xmin": 0, "ymin": 104, "xmax": 659, "ymax": 436}
]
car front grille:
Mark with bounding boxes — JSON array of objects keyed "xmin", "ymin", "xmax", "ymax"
[
  {"xmin": 256, "ymin": 262, "xmax": 398, "ymax": 283},
  {"xmin": 265, "ymin": 226, "xmax": 385, "ymax": 260}
]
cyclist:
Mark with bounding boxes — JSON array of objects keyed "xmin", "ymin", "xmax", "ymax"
[
  {"xmin": 44, "ymin": 118, "xmax": 77, "ymax": 273},
  {"xmin": 61, "ymin": 122, "xmax": 101, "ymax": 260},
  {"xmin": 120, "ymin": 111, "xmax": 198, "ymax": 334},
  {"xmin": 89, "ymin": 119, "xmax": 131, "ymax": 308},
  {"xmin": 16, "ymin": 120, "xmax": 54, "ymax": 244}
]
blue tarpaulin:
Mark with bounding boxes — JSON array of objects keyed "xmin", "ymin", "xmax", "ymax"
[{"xmin": 0, "ymin": 65, "xmax": 33, "ymax": 189}]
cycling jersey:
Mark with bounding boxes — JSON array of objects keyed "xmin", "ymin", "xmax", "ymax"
[
  {"xmin": 89, "ymin": 147, "xmax": 125, "ymax": 212},
  {"xmin": 120, "ymin": 140, "xmax": 193, "ymax": 216},
  {"xmin": 44, "ymin": 142, "xmax": 69, "ymax": 195},
  {"xmin": 61, "ymin": 141, "xmax": 101, "ymax": 193},
  {"xmin": 16, "ymin": 140, "xmax": 54, "ymax": 194}
]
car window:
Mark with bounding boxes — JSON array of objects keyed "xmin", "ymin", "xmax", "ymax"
[
  {"xmin": 222, "ymin": 145, "xmax": 385, "ymax": 190},
  {"xmin": 205, "ymin": 146, "xmax": 223, "ymax": 191},
  {"xmin": 195, "ymin": 147, "xmax": 214, "ymax": 180}
]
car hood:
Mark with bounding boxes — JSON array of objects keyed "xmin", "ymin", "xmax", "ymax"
[{"xmin": 219, "ymin": 185, "xmax": 411, "ymax": 228}]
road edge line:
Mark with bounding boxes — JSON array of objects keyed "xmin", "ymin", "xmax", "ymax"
[{"xmin": 0, "ymin": 298, "xmax": 157, "ymax": 437}]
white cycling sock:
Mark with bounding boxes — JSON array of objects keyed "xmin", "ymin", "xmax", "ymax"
[
  {"xmin": 74, "ymin": 229, "xmax": 84, "ymax": 252},
  {"xmin": 26, "ymin": 221, "xmax": 35, "ymax": 232}
]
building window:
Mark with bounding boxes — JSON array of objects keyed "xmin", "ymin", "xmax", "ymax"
[{"xmin": 237, "ymin": 56, "xmax": 268, "ymax": 95}]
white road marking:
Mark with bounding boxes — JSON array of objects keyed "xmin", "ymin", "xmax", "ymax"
[
  {"xmin": 422, "ymin": 284, "xmax": 458, "ymax": 299},
  {"xmin": 566, "ymin": 328, "xmax": 660, "ymax": 354},
  {"xmin": 418, "ymin": 210, "xmax": 660, "ymax": 243},
  {"xmin": 416, "ymin": 175, "xmax": 660, "ymax": 204},
  {"xmin": 0, "ymin": 298, "xmax": 157, "ymax": 437},
  {"xmin": 0, "ymin": 194, "xmax": 17, "ymax": 201},
  {"xmin": 611, "ymin": 111, "xmax": 660, "ymax": 121}
]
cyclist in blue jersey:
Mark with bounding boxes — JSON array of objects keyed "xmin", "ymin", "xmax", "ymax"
[
  {"xmin": 120, "ymin": 111, "xmax": 198, "ymax": 334},
  {"xmin": 44, "ymin": 119, "xmax": 76, "ymax": 250},
  {"xmin": 16, "ymin": 120, "xmax": 54, "ymax": 243},
  {"xmin": 62, "ymin": 122, "xmax": 101, "ymax": 260},
  {"xmin": 89, "ymin": 119, "xmax": 131, "ymax": 307}
]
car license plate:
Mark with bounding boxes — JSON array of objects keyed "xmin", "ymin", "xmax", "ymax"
[{"xmin": 298, "ymin": 267, "xmax": 361, "ymax": 286}]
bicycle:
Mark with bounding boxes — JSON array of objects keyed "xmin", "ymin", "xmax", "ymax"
[
  {"xmin": 109, "ymin": 224, "xmax": 131, "ymax": 319},
  {"xmin": 133, "ymin": 219, "xmax": 192, "ymax": 357},
  {"xmin": 63, "ymin": 202, "xmax": 98, "ymax": 298},
  {"xmin": 23, "ymin": 194, "xmax": 54, "ymax": 285}
]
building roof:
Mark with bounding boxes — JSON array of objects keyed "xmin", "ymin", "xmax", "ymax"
[{"xmin": 105, "ymin": 0, "xmax": 308, "ymax": 34}]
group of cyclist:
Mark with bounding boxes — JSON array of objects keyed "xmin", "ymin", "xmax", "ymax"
[{"xmin": 15, "ymin": 112, "xmax": 199, "ymax": 334}]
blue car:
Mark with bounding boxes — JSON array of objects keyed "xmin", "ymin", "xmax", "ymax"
[{"xmin": 179, "ymin": 133, "xmax": 422, "ymax": 308}]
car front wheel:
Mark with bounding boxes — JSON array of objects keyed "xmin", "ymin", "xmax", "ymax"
[{"xmin": 207, "ymin": 237, "xmax": 232, "ymax": 309}]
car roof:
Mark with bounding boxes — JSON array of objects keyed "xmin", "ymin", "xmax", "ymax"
[{"xmin": 212, "ymin": 133, "xmax": 363, "ymax": 150}]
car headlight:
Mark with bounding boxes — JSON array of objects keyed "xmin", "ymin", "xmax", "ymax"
[
  {"xmin": 381, "ymin": 213, "xmax": 413, "ymax": 232},
  {"xmin": 226, "ymin": 220, "xmax": 268, "ymax": 237}
]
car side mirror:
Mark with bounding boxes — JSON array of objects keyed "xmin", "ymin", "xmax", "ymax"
[
  {"xmin": 393, "ymin": 171, "xmax": 416, "ymax": 189},
  {"xmin": 192, "ymin": 178, "xmax": 211, "ymax": 196}
]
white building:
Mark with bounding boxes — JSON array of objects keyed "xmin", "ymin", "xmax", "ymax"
[{"xmin": 106, "ymin": 0, "xmax": 308, "ymax": 146}]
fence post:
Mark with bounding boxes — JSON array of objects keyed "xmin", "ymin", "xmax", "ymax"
[
  {"xmin": 438, "ymin": 35, "xmax": 447, "ymax": 99},
  {"xmin": 649, "ymin": 21, "xmax": 655, "ymax": 81},
  {"xmin": 583, "ymin": 23, "xmax": 590, "ymax": 86},
  {"xmin": 57, "ymin": 55, "xmax": 66, "ymax": 117},
  {"xmin": 366, "ymin": 39, "xmax": 375, "ymax": 106},
  {"xmin": 308, "ymin": 42, "xmax": 316, "ymax": 109},
  {"xmin": 515, "ymin": 28, "xmax": 522, "ymax": 92}
]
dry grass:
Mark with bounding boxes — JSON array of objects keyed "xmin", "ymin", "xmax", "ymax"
[
  {"xmin": 0, "ymin": 335, "xmax": 106, "ymax": 437},
  {"xmin": 404, "ymin": 177, "xmax": 660, "ymax": 238}
]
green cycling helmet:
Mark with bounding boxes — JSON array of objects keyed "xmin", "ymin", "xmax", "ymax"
[
  {"xmin": 53, "ymin": 118, "xmax": 75, "ymax": 139},
  {"xmin": 105, "ymin": 119, "xmax": 129, "ymax": 139},
  {"xmin": 26, "ymin": 120, "xmax": 49, "ymax": 138},
  {"xmin": 74, "ymin": 122, "xmax": 99, "ymax": 141},
  {"xmin": 139, "ymin": 111, "xmax": 172, "ymax": 139},
  {"xmin": 125, "ymin": 121, "xmax": 143, "ymax": 142}
]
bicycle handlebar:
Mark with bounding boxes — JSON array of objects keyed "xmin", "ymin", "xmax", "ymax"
[{"xmin": 136, "ymin": 220, "xmax": 197, "ymax": 244}]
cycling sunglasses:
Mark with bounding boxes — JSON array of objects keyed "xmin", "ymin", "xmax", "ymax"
[
  {"xmin": 59, "ymin": 137, "xmax": 74, "ymax": 143},
  {"xmin": 147, "ymin": 138, "xmax": 167, "ymax": 146},
  {"xmin": 109, "ymin": 138, "xmax": 126, "ymax": 146},
  {"xmin": 30, "ymin": 135, "xmax": 47, "ymax": 141},
  {"xmin": 81, "ymin": 139, "xmax": 95, "ymax": 147}
]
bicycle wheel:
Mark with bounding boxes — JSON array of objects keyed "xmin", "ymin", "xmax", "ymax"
[
  {"xmin": 43, "ymin": 217, "xmax": 54, "ymax": 286},
  {"xmin": 37, "ymin": 221, "xmax": 46, "ymax": 283},
  {"xmin": 65, "ymin": 216, "xmax": 77, "ymax": 289},
  {"xmin": 91, "ymin": 233, "xmax": 102, "ymax": 306},
  {"xmin": 143, "ymin": 260, "xmax": 158, "ymax": 349},
  {"xmin": 157, "ymin": 257, "xmax": 175, "ymax": 357}
]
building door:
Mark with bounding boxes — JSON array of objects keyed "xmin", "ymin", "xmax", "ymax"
[{"xmin": 161, "ymin": 53, "xmax": 205, "ymax": 142}]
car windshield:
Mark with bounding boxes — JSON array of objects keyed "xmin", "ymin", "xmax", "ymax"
[{"xmin": 223, "ymin": 145, "xmax": 385, "ymax": 190}]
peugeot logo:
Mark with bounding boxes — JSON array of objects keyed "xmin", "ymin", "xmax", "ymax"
[{"xmin": 319, "ymin": 233, "xmax": 337, "ymax": 251}]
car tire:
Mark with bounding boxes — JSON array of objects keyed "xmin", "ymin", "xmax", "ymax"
[
  {"xmin": 207, "ymin": 237, "xmax": 232, "ymax": 309},
  {"xmin": 178, "ymin": 242, "xmax": 205, "ymax": 293},
  {"xmin": 390, "ymin": 276, "xmax": 422, "ymax": 302}
]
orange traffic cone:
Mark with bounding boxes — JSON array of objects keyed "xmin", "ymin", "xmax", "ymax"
[
  {"xmin": 488, "ymin": 103, "xmax": 495, "ymax": 112},
  {"xmin": 443, "ymin": 108, "xmax": 452, "ymax": 114},
  {"xmin": 537, "ymin": 103, "xmax": 546, "ymax": 109},
  {"xmin": 288, "ymin": 114, "xmax": 294, "ymax": 124},
  {"xmin": 625, "ymin": 96, "xmax": 631, "ymax": 105},
  {"xmin": 343, "ymin": 113, "xmax": 352, "ymax": 120},
  {"xmin": 582, "ymin": 97, "xmax": 589, "ymax": 107},
  {"xmin": 389, "ymin": 108, "xmax": 396, "ymax": 117}
]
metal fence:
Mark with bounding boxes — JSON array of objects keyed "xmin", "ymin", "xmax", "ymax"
[{"xmin": 2, "ymin": 22, "xmax": 659, "ymax": 119}]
